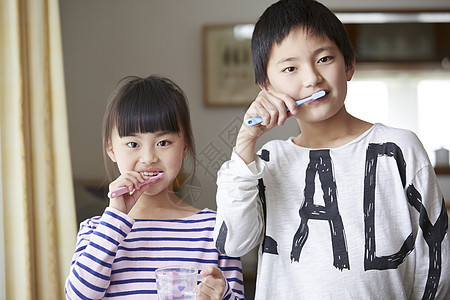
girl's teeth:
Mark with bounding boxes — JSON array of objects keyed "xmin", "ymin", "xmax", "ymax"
[{"xmin": 141, "ymin": 171, "xmax": 161, "ymax": 176}]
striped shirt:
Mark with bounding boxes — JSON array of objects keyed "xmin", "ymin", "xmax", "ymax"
[{"xmin": 65, "ymin": 207, "xmax": 244, "ymax": 299}]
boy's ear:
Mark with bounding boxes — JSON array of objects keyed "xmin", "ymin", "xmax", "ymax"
[
  {"xmin": 182, "ymin": 143, "xmax": 188, "ymax": 159},
  {"xmin": 258, "ymin": 81, "xmax": 271, "ymax": 91},
  {"xmin": 258, "ymin": 83, "xmax": 265, "ymax": 91},
  {"xmin": 106, "ymin": 142, "xmax": 117, "ymax": 162},
  {"xmin": 346, "ymin": 59, "xmax": 356, "ymax": 81}
]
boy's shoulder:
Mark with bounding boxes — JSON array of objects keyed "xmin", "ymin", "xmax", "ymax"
[
  {"xmin": 255, "ymin": 138, "xmax": 301, "ymax": 165},
  {"xmin": 368, "ymin": 123, "xmax": 423, "ymax": 148},
  {"xmin": 360, "ymin": 124, "xmax": 430, "ymax": 168},
  {"xmin": 371, "ymin": 123, "xmax": 416, "ymax": 138},
  {"xmin": 260, "ymin": 137, "xmax": 295, "ymax": 151}
]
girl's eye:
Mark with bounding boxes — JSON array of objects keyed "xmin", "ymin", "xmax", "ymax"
[
  {"xmin": 282, "ymin": 66, "xmax": 297, "ymax": 73},
  {"xmin": 318, "ymin": 56, "xmax": 333, "ymax": 63},
  {"xmin": 127, "ymin": 142, "xmax": 139, "ymax": 148},
  {"xmin": 157, "ymin": 140, "xmax": 170, "ymax": 147}
]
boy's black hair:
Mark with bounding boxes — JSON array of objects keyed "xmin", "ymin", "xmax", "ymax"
[
  {"xmin": 252, "ymin": 0, "xmax": 356, "ymax": 89},
  {"xmin": 102, "ymin": 75, "xmax": 195, "ymax": 180}
]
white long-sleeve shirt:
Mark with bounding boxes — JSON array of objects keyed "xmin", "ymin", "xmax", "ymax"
[
  {"xmin": 66, "ymin": 207, "xmax": 244, "ymax": 299},
  {"xmin": 214, "ymin": 123, "xmax": 450, "ymax": 299}
]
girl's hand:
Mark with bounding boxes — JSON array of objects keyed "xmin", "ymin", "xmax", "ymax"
[
  {"xmin": 107, "ymin": 171, "xmax": 149, "ymax": 214},
  {"xmin": 197, "ymin": 266, "xmax": 227, "ymax": 300}
]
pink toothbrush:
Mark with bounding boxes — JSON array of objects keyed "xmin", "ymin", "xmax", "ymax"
[{"xmin": 108, "ymin": 173, "xmax": 164, "ymax": 198}]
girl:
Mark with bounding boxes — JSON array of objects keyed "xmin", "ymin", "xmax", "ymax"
[{"xmin": 65, "ymin": 75, "xmax": 244, "ymax": 299}]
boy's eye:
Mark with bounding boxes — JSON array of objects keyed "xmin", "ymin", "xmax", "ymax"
[
  {"xmin": 127, "ymin": 142, "xmax": 139, "ymax": 148},
  {"xmin": 318, "ymin": 56, "xmax": 333, "ymax": 63},
  {"xmin": 157, "ymin": 140, "xmax": 170, "ymax": 147},
  {"xmin": 282, "ymin": 66, "xmax": 297, "ymax": 73}
]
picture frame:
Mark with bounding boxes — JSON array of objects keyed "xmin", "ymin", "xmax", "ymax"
[{"xmin": 202, "ymin": 23, "xmax": 260, "ymax": 107}]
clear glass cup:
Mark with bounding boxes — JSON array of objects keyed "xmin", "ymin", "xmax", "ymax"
[{"xmin": 155, "ymin": 266, "xmax": 198, "ymax": 300}]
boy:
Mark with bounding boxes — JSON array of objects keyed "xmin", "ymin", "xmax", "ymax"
[{"xmin": 213, "ymin": 0, "xmax": 450, "ymax": 298}]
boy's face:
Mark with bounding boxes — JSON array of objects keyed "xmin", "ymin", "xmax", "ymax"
[{"xmin": 265, "ymin": 26, "xmax": 355, "ymax": 123}]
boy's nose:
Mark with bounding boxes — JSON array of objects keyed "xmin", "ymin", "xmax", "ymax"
[{"xmin": 302, "ymin": 66, "xmax": 322, "ymax": 88}]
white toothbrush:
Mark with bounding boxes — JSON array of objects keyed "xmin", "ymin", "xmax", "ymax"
[{"xmin": 245, "ymin": 90, "xmax": 326, "ymax": 127}]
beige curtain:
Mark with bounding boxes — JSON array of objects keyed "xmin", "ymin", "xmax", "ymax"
[{"xmin": 0, "ymin": 0, "xmax": 77, "ymax": 299}]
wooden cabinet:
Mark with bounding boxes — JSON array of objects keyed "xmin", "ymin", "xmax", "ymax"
[{"xmin": 337, "ymin": 11, "xmax": 450, "ymax": 65}]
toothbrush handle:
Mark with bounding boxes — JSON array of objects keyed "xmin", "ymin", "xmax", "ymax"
[
  {"xmin": 244, "ymin": 90, "xmax": 326, "ymax": 127},
  {"xmin": 245, "ymin": 101, "xmax": 303, "ymax": 127},
  {"xmin": 245, "ymin": 116, "xmax": 263, "ymax": 127},
  {"xmin": 107, "ymin": 173, "xmax": 164, "ymax": 198},
  {"xmin": 108, "ymin": 182, "xmax": 149, "ymax": 198},
  {"xmin": 108, "ymin": 186, "xmax": 130, "ymax": 199}
]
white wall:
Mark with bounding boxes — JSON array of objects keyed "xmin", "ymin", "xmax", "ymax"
[{"xmin": 60, "ymin": 0, "xmax": 450, "ymax": 212}]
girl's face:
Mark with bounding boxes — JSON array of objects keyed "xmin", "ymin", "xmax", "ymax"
[
  {"xmin": 266, "ymin": 26, "xmax": 355, "ymax": 123},
  {"xmin": 106, "ymin": 128, "xmax": 188, "ymax": 195}
]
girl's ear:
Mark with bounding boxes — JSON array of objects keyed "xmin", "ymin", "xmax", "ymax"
[{"xmin": 106, "ymin": 141, "xmax": 117, "ymax": 162}]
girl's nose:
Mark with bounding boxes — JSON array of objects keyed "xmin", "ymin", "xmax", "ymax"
[{"xmin": 140, "ymin": 149, "xmax": 158, "ymax": 164}]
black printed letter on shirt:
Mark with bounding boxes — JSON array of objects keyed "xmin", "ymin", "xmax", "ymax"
[
  {"xmin": 364, "ymin": 142, "xmax": 448, "ymax": 300},
  {"xmin": 407, "ymin": 185, "xmax": 448, "ymax": 300},
  {"xmin": 291, "ymin": 150, "xmax": 349, "ymax": 271},
  {"xmin": 364, "ymin": 142, "xmax": 414, "ymax": 271},
  {"xmin": 258, "ymin": 149, "xmax": 279, "ymax": 255}
]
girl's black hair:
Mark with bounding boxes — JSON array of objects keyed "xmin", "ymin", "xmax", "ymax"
[
  {"xmin": 102, "ymin": 75, "xmax": 195, "ymax": 180},
  {"xmin": 252, "ymin": 0, "xmax": 356, "ymax": 89}
]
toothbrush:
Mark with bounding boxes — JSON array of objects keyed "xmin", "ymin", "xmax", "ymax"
[
  {"xmin": 108, "ymin": 172, "xmax": 164, "ymax": 198},
  {"xmin": 245, "ymin": 90, "xmax": 326, "ymax": 127}
]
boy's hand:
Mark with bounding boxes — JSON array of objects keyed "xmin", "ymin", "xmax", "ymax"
[
  {"xmin": 244, "ymin": 89, "xmax": 297, "ymax": 136},
  {"xmin": 197, "ymin": 266, "xmax": 227, "ymax": 300},
  {"xmin": 236, "ymin": 89, "xmax": 297, "ymax": 164}
]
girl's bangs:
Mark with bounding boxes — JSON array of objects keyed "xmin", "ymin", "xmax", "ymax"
[{"xmin": 115, "ymin": 93, "xmax": 180, "ymax": 137}]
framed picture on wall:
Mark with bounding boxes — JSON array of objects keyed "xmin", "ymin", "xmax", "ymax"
[{"xmin": 202, "ymin": 23, "xmax": 260, "ymax": 107}]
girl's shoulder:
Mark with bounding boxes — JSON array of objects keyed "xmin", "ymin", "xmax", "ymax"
[
  {"xmin": 79, "ymin": 215, "xmax": 102, "ymax": 230},
  {"xmin": 175, "ymin": 208, "xmax": 217, "ymax": 222},
  {"xmin": 132, "ymin": 208, "xmax": 217, "ymax": 223},
  {"xmin": 76, "ymin": 214, "xmax": 107, "ymax": 237},
  {"xmin": 196, "ymin": 208, "xmax": 216, "ymax": 215},
  {"xmin": 78, "ymin": 208, "xmax": 134, "ymax": 231},
  {"xmin": 182, "ymin": 208, "xmax": 217, "ymax": 225}
]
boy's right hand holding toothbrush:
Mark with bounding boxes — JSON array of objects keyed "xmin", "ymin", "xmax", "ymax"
[{"xmin": 237, "ymin": 89, "xmax": 299, "ymax": 164}]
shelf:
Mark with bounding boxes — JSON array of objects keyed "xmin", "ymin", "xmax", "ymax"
[{"xmin": 435, "ymin": 166, "xmax": 450, "ymax": 175}]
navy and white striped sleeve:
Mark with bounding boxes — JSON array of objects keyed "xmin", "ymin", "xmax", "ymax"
[
  {"xmin": 64, "ymin": 208, "xmax": 134, "ymax": 300},
  {"xmin": 219, "ymin": 254, "xmax": 245, "ymax": 299}
]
